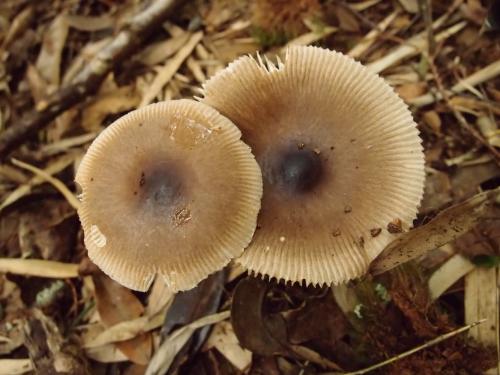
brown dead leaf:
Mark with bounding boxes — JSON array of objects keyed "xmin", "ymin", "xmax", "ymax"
[
  {"xmin": 331, "ymin": 284, "xmax": 360, "ymax": 315},
  {"xmin": 25, "ymin": 64, "xmax": 47, "ymax": 106},
  {"xmin": 0, "ymin": 199, "xmax": 77, "ymax": 261},
  {"xmin": 395, "ymin": 82, "xmax": 428, "ymax": 102},
  {"xmin": 208, "ymin": 37, "xmax": 260, "ymax": 63},
  {"xmin": 397, "ymin": 0, "xmax": 419, "ymax": 13},
  {"xmin": 348, "ymin": 11, "xmax": 398, "ymax": 59},
  {"xmin": 93, "ymin": 274, "xmax": 152, "ymax": 365},
  {"xmin": 205, "ymin": 321, "xmax": 252, "ymax": 371},
  {"xmin": 162, "ymin": 270, "xmax": 226, "ymax": 336},
  {"xmin": 23, "ymin": 309, "xmax": 85, "ymax": 374},
  {"xmin": 47, "ymin": 108, "xmax": 79, "ymax": 144},
  {"xmin": 0, "ymin": 277, "xmax": 24, "ymax": 355},
  {"xmin": 285, "ymin": 26, "xmax": 337, "ymax": 47},
  {"xmin": 146, "ymin": 311, "xmax": 229, "ymax": 375},
  {"xmin": 93, "ymin": 273, "xmax": 143, "ymax": 311},
  {"xmin": 123, "ymin": 364, "xmax": 147, "ymax": 375},
  {"xmin": 231, "ymin": 277, "xmax": 287, "ymax": 355},
  {"xmin": 140, "ymin": 31, "xmax": 203, "ymax": 107},
  {"xmin": 62, "ymin": 38, "xmax": 112, "ymax": 85},
  {"xmin": 460, "ymin": 0, "xmax": 487, "ymax": 25},
  {"xmin": 254, "ymin": 0, "xmax": 322, "ymax": 36},
  {"xmin": 450, "ymin": 95, "xmax": 500, "ymax": 116},
  {"xmin": 81, "ymin": 84, "xmax": 140, "ymax": 132},
  {"xmin": 66, "ymin": 14, "xmax": 113, "ymax": 32},
  {"xmin": 9, "ymin": 198, "xmax": 75, "ymax": 261},
  {"xmin": 145, "ymin": 277, "xmax": 173, "ymax": 317},
  {"xmin": 204, "ymin": 0, "xmax": 239, "ymax": 31},
  {"xmin": 424, "ymin": 141, "xmax": 445, "ymax": 164},
  {"xmin": 35, "ymin": 14, "xmax": 69, "ymax": 91},
  {"xmin": 451, "ymin": 161, "xmax": 499, "ymax": 200},
  {"xmin": 477, "ymin": 116, "xmax": 500, "ymax": 148},
  {"xmin": 85, "ymin": 343, "xmax": 128, "ymax": 363},
  {"xmin": 161, "ymin": 269, "xmax": 227, "ymax": 373},
  {"xmin": 420, "ymin": 169, "xmax": 452, "ymax": 213},
  {"xmin": 0, "ymin": 359, "xmax": 33, "ymax": 374},
  {"xmin": 2, "ymin": 6, "xmax": 33, "ymax": 49},
  {"xmin": 370, "ymin": 188, "xmax": 500, "ymax": 275},
  {"xmin": 83, "ymin": 309, "xmax": 166, "ymax": 348},
  {"xmin": 487, "ymin": 86, "xmax": 500, "ymax": 102},
  {"xmin": 138, "ymin": 33, "xmax": 191, "ymax": 66},
  {"xmin": 455, "ymin": 221, "xmax": 500, "ymax": 259},
  {"xmin": 335, "ymin": 5, "xmax": 360, "ymax": 33},
  {"xmin": 422, "ymin": 110, "xmax": 442, "ymax": 135}
]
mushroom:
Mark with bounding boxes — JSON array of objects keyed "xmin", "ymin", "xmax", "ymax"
[
  {"xmin": 201, "ymin": 46, "xmax": 425, "ymax": 286},
  {"xmin": 76, "ymin": 100, "xmax": 263, "ymax": 292}
]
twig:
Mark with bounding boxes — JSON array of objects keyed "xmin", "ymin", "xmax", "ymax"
[
  {"xmin": 322, "ymin": 320, "xmax": 487, "ymax": 375},
  {"xmin": 0, "ymin": 258, "xmax": 79, "ymax": 278},
  {"xmin": 367, "ymin": 21, "xmax": 466, "ymax": 74},
  {"xmin": 0, "ymin": 0, "xmax": 181, "ymax": 160},
  {"xmin": 366, "ymin": 1, "xmax": 463, "ymax": 73},
  {"xmin": 348, "ymin": 11, "xmax": 398, "ymax": 59},
  {"xmin": 419, "ymin": 0, "xmax": 435, "ymax": 55},
  {"xmin": 425, "ymin": 54, "xmax": 500, "ymax": 163},
  {"xmin": 409, "ymin": 59, "xmax": 500, "ymax": 107},
  {"xmin": 0, "ymin": 152, "xmax": 77, "ymax": 212},
  {"xmin": 140, "ymin": 31, "xmax": 204, "ymax": 107},
  {"xmin": 11, "ymin": 158, "xmax": 81, "ymax": 210}
]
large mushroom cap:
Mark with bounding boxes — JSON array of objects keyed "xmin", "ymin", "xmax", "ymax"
[
  {"xmin": 76, "ymin": 100, "xmax": 262, "ymax": 292},
  {"xmin": 202, "ymin": 46, "xmax": 425, "ymax": 286}
]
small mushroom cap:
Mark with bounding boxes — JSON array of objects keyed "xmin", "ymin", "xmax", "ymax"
[
  {"xmin": 202, "ymin": 46, "xmax": 425, "ymax": 286},
  {"xmin": 76, "ymin": 100, "xmax": 262, "ymax": 292}
]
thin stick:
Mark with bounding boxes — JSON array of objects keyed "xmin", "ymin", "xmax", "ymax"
[
  {"xmin": 367, "ymin": 21, "xmax": 466, "ymax": 74},
  {"xmin": 11, "ymin": 158, "xmax": 81, "ymax": 210},
  {"xmin": 425, "ymin": 54, "xmax": 500, "ymax": 163},
  {"xmin": 409, "ymin": 59, "xmax": 500, "ymax": 107},
  {"xmin": 348, "ymin": 11, "xmax": 398, "ymax": 59},
  {"xmin": 323, "ymin": 320, "xmax": 487, "ymax": 375},
  {"xmin": 0, "ymin": 258, "xmax": 79, "ymax": 278},
  {"xmin": 419, "ymin": 0, "xmax": 436, "ymax": 55},
  {"xmin": 0, "ymin": 0, "xmax": 181, "ymax": 160},
  {"xmin": 366, "ymin": 2, "xmax": 463, "ymax": 73}
]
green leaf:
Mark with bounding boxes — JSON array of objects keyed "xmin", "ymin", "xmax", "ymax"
[
  {"xmin": 374, "ymin": 283, "xmax": 391, "ymax": 302},
  {"xmin": 472, "ymin": 255, "xmax": 500, "ymax": 268}
]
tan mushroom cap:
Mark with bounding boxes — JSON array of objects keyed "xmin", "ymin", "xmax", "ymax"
[
  {"xmin": 76, "ymin": 100, "xmax": 263, "ymax": 292},
  {"xmin": 202, "ymin": 46, "xmax": 425, "ymax": 286}
]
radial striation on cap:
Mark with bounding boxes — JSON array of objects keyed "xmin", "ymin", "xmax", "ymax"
[
  {"xmin": 76, "ymin": 100, "xmax": 263, "ymax": 292},
  {"xmin": 202, "ymin": 46, "xmax": 425, "ymax": 286}
]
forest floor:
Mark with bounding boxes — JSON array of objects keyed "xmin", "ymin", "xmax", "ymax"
[{"xmin": 0, "ymin": 0, "xmax": 499, "ymax": 374}]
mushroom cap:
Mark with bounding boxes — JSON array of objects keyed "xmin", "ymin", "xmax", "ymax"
[
  {"xmin": 76, "ymin": 100, "xmax": 263, "ymax": 292},
  {"xmin": 201, "ymin": 46, "xmax": 425, "ymax": 286}
]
